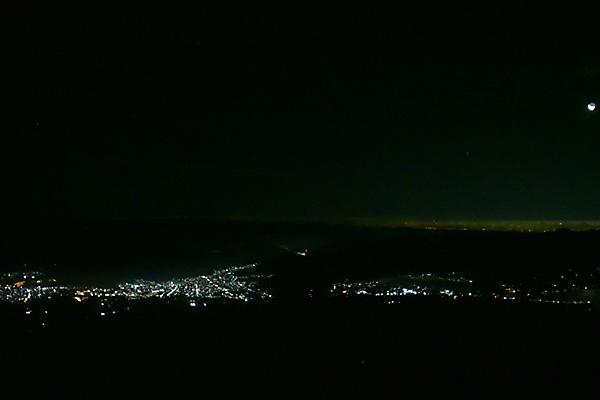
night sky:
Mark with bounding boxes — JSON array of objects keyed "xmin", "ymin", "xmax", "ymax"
[{"xmin": 3, "ymin": 3, "xmax": 600, "ymax": 220}]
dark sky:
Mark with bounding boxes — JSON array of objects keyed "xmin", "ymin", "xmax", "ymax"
[{"xmin": 3, "ymin": 3, "xmax": 600, "ymax": 220}]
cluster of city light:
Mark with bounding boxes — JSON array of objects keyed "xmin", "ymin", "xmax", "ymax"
[
  {"xmin": 0, "ymin": 284, "xmax": 72, "ymax": 303},
  {"xmin": 487, "ymin": 267, "xmax": 600, "ymax": 305},
  {"xmin": 0, "ymin": 272, "xmax": 71, "ymax": 303},
  {"xmin": 113, "ymin": 263, "xmax": 272, "ymax": 301},
  {"xmin": 331, "ymin": 275, "xmax": 465, "ymax": 299},
  {"xmin": 331, "ymin": 269, "xmax": 599, "ymax": 307},
  {"xmin": 331, "ymin": 273, "xmax": 477, "ymax": 299},
  {"xmin": 0, "ymin": 263, "xmax": 272, "ymax": 304},
  {"xmin": 3, "ymin": 263, "xmax": 598, "ymax": 308}
]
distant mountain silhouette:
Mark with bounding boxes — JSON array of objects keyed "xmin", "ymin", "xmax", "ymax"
[
  {"xmin": 252, "ymin": 227, "xmax": 600, "ymax": 298},
  {"xmin": 2, "ymin": 219, "xmax": 600, "ymax": 291}
]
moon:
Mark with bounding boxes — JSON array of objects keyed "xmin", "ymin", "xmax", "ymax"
[{"xmin": 588, "ymin": 102, "xmax": 596, "ymax": 111}]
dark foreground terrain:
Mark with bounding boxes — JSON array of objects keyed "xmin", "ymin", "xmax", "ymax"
[{"xmin": 1, "ymin": 298, "xmax": 598, "ymax": 396}]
